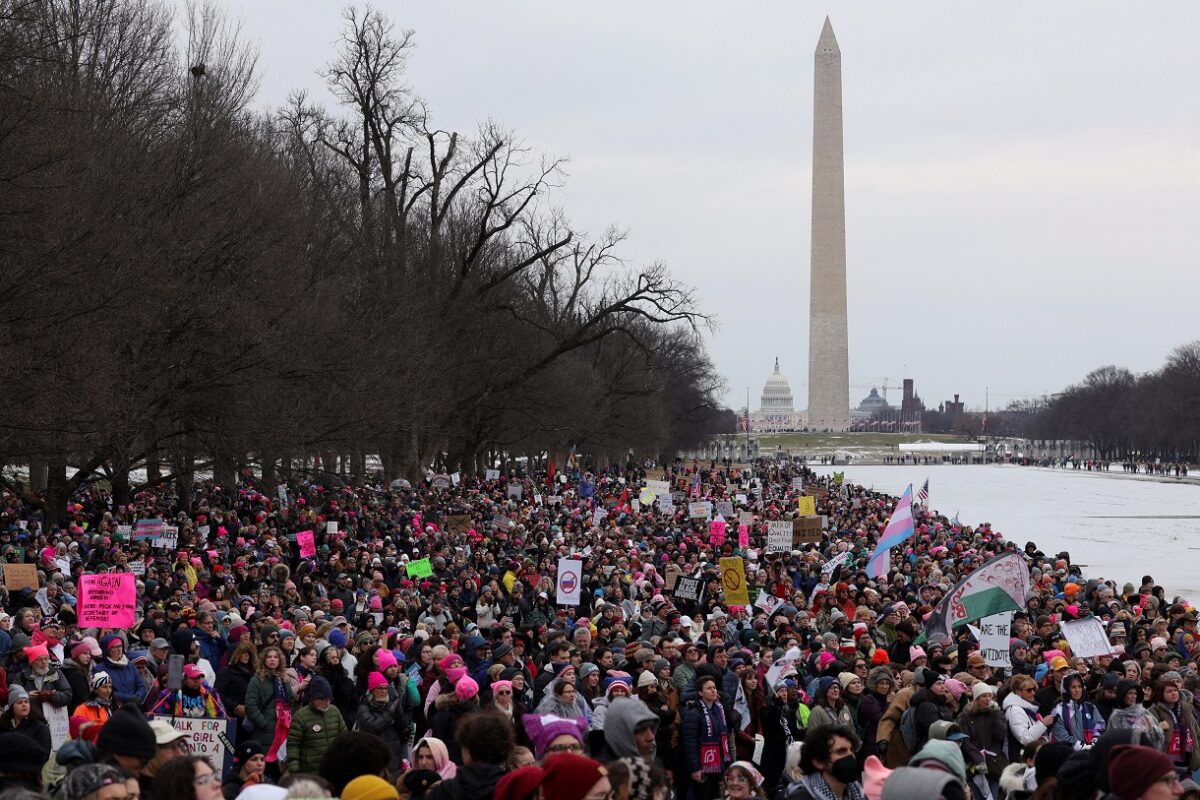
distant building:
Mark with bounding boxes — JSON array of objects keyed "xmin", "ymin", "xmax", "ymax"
[
  {"xmin": 901, "ymin": 378, "xmax": 925, "ymax": 417},
  {"xmin": 942, "ymin": 394, "xmax": 965, "ymax": 417},
  {"xmin": 856, "ymin": 387, "xmax": 890, "ymax": 415},
  {"xmin": 749, "ymin": 359, "xmax": 807, "ymax": 432}
]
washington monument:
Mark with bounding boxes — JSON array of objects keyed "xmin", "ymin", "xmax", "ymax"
[{"xmin": 807, "ymin": 17, "xmax": 850, "ymax": 431}]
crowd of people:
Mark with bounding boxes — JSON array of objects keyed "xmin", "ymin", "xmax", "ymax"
[{"xmin": 0, "ymin": 457, "xmax": 1197, "ymax": 800}]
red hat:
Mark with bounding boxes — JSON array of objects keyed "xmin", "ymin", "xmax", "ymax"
[
  {"xmin": 495, "ymin": 765, "xmax": 544, "ymax": 800},
  {"xmin": 330, "ymin": 599, "xmax": 344, "ymax": 611},
  {"xmin": 539, "ymin": 753, "xmax": 607, "ymax": 800},
  {"xmin": 182, "ymin": 664, "xmax": 204, "ymax": 680},
  {"xmin": 1108, "ymin": 745, "xmax": 1174, "ymax": 800},
  {"xmin": 871, "ymin": 649, "xmax": 890, "ymax": 666}
]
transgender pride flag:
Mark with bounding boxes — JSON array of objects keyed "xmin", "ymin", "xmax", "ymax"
[{"xmin": 866, "ymin": 485, "xmax": 914, "ymax": 580}]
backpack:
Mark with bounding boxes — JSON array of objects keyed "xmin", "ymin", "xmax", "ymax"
[{"xmin": 899, "ymin": 706, "xmax": 919, "ymax": 751}]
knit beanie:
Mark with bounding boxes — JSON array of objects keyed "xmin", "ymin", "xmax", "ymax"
[
  {"xmin": 455, "ymin": 676, "xmax": 479, "ymax": 701},
  {"xmin": 6, "ymin": 685, "xmax": 28, "ymax": 710},
  {"xmin": 341, "ymin": 774, "xmax": 399, "ymax": 800},
  {"xmin": 495, "ymin": 765, "xmax": 545, "ymax": 800},
  {"xmin": 838, "ymin": 672, "xmax": 860, "ymax": 690},
  {"xmin": 1108, "ymin": 745, "xmax": 1175, "ymax": 800},
  {"xmin": 71, "ymin": 641, "xmax": 94, "ymax": 660},
  {"xmin": 909, "ymin": 739, "xmax": 967, "ymax": 785},
  {"xmin": 97, "ymin": 706, "xmax": 157, "ymax": 760},
  {"xmin": 375, "ymin": 649, "xmax": 398, "ymax": 671},
  {"xmin": 522, "ymin": 713, "xmax": 589, "ymax": 760},
  {"xmin": 368, "ymin": 672, "xmax": 388, "ymax": 692},
  {"xmin": 0, "ymin": 730, "xmax": 50, "ymax": 775},
  {"xmin": 971, "ymin": 682, "xmax": 995, "ymax": 700},
  {"xmin": 328, "ymin": 628, "xmax": 347, "ymax": 648},
  {"xmin": 1034, "ymin": 743, "xmax": 1074, "ymax": 785},
  {"xmin": 871, "ymin": 649, "xmax": 890, "ymax": 665},
  {"xmin": 540, "ymin": 753, "xmax": 607, "ymax": 800},
  {"xmin": 308, "ymin": 675, "xmax": 332, "ymax": 700}
]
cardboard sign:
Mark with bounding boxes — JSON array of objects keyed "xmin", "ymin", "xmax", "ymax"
[
  {"xmin": 688, "ymin": 501, "xmax": 712, "ymax": 519},
  {"xmin": 326, "ymin": 521, "xmax": 338, "ymax": 535},
  {"xmin": 448, "ymin": 515, "xmax": 473, "ymax": 535},
  {"xmin": 664, "ymin": 564, "xmax": 681, "ymax": 591},
  {"xmin": 78, "ymin": 573, "xmax": 136, "ymax": 627},
  {"xmin": 979, "ymin": 612, "xmax": 1012, "ymax": 668},
  {"xmin": 716, "ymin": 500, "xmax": 734, "ymax": 518},
  {"xmin": 115, "ymin": 524, "xmax": 132, "ymax": 540},
  {"xmin": 719, "ymin": 557, "xmax": 750, "ymax": 605},
  {"xmin": 297, "ymin": 530, "xmax": 316, "ymax": 558},
  {"xmin": 766, "ymin": 521, "xmax": 792, "ymax": 554},
  {"xmin": 406, "ymin": 558, "xmax": 433, "ymax": 578},
  {"xmin": 155, "ymin": 526, "xmax": 177, "ymax": 549},
  {"xmin": 556, "ymin": 558, "xmax": 582, "ymax": 605},
  {"xmin": 797, "ymin": 496, "xmax": 816, "ymax": 516},
  {"xmin": 1061, "ymin": 617, "xmax": 1113, "ymax": 658},
  {"xmin": 791, "ymin": 477, "xmax": 803, "ymax": 490},
  {"xmin": 3, "ymin": 563, "xmax": 39, "ymax": 591},
  {"xmin": 134, "ymin": 518, "xmax": 163, "ymax": 540},
  {"xmin": 44, "ymin": 702, "xmax": 69, "ymax": 755},
  {"xmin": 675, "ymin": 576, "xmax": 701, "ymax": 601},
  {"xmin": 485, "ymin": 469, "xmax": 501, "ymax": 481},
  {"xmin": 792, "ymin": 516, "xmax": 823, "ymax": 545},
  {"xmin": 128, "ymin": 560, "xmax": 146, "ymax": 577},
  {"xmin": 709, "ymin": 517, "xmax": 727, "ymax": 546},
  {"xmin": 507, "ymin": 483, "xmax": 523, "ymax": 500}
]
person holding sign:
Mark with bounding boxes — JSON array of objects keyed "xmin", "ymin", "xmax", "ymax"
[
  {"xmin": 11, "ymin": 644, "xmax": 71, "ymax": 709},
  {"xmin": 150, "ymin": 664, "xmax": 227, "ymax": 719}
]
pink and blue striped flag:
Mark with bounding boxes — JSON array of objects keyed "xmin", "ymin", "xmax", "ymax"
[{"xmin": 866, "ymin": 484, "xmax": 915, "ymax": 579}]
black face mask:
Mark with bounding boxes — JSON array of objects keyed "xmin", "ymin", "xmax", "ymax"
[{"xmin": 830, "ymin": 755, "xmax": 861, "ymax": 784}]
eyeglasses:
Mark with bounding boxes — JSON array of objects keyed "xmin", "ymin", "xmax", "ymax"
[{"xmin": 546, "ymin": 742, "xmax": 583, "ymax": 754}]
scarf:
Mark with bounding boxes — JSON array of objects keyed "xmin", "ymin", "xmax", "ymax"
[
  {"xmin": 698, "ymin": 698, "xmax": 730, "ymax": 774},
  {"xmin": 797, "ymin": 772, "xmax": 867, "ymax": 800}
]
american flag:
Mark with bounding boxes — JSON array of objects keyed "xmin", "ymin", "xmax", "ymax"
[{"xmin": 917, "ymin": 479, "xmax": 929, "ymax": 504}]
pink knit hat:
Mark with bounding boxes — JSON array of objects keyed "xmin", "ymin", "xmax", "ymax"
[
  {"xmin": 863, "ymin": 755, "xmax": 893, "ymax": 800},
  {"xmin": 455, "ymin": 676, "xmax": 479, "ymax": 701},
  {"xmin": 375, "ymin": 650, "xmax": 398, "ymax": 671},
  {"xmin": 368, "ymin": 672, "xmax": 388, "ymax": 691}
]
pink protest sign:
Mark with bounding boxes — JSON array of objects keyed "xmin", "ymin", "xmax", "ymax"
[
  {"xmin": 738, "ymin": 524, "xmax": 749, "ymax": 548},
  {"xmin": 297, "ymin": 530, "xmax": 316, "ymax": 558},
  {"xmin": 78, "ymin": 574, "xmax": 136, "ymax": 627},
  {"xmin": 710, "ymin": 518, "xmax": 727, "ymax": 546}
]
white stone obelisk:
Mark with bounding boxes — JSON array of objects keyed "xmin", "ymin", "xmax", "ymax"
[{"xmin": 807, "ymin": 17, "xmax": 850, "ymax": 432}]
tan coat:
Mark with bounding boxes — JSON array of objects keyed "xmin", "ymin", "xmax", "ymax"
[{"xmin": 876, "ymin": 685, "xmax": 916, "ymax": 768}]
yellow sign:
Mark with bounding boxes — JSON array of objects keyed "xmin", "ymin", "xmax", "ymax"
[
  {"xmin": 798, "ymin": 496, "xmax": 816, "ymax": 516},
  {"xmin": 719, "ymin": 557, "xmax": 750, "ymax": 605}
]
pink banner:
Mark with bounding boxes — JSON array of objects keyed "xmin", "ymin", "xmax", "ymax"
[
  {"xmin": 297, "ymin": 530, "xmax": 316, "ymax": 558},
  {"xmin": 78, "ymin": 574, "xmax": 136, "ymax": 627},
  {"xmin": 738, "ymin": 524, "xmax": 749, "ymax": 548},
  {"xmin": 710, "ymin": 518, "xmax": 727, "ymax": 546}
]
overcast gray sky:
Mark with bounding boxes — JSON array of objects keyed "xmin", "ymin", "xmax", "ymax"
[{"xmin": 225, "ymin": 1, "xmax": 1200, "ymax": 413}]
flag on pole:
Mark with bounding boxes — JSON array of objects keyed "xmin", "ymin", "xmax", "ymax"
[
  {"xmin": 920, "ymin": 552, "xmax": 1030, "ymax": 643},
  {"xmin": 865, "ymin": 485, "xmax": 914, "ymax": 579},
  {"xmin": 690, "ymin": 472, "xmax": 702, "ymax": 498},
  {"xmin": 917, "ymin": 478, "xmax": 929, "ymax": 504}
]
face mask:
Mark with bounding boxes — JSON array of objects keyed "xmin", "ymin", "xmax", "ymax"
[{"xmin": 830, "ymin": 755, "xmax": 861, "ymax": 784}]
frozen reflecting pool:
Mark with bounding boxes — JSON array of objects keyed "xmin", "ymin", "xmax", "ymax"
[{"xmin": 812, "ymin": 464, "xmax": 1200, "ymax": 601}]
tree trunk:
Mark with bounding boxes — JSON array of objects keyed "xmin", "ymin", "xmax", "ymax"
[
  {"xmin": 213, "ymin": 449, "xmax": 236, "ymax": 493},
  {"xmin": 45, "ymin": 454, "xmax": 69, "ymax": 527},
  {"xmin": 261, "ymin": 451, "xmax": 277, "ymax": 486},
  {"xmin": 28, "ymin": 458, "xmax": 48, "ymax": 492},
  {"xmin": 174, "ymin": 445, "xmax": 195, "ymax": 507},
  {"xmin": 110, "ymin": 456, "xmax": 132, "ymax": 507}
]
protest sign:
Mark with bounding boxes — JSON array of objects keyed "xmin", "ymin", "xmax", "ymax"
[
  {"xmin": 675, "ymin": 576, "xmax": 701, "ymax": 601},
  {"xmin": 709, "ymin": 517, "xmax": 727, "ymax": 545},
  {"xmin": 326, "ymin": 521, "xmax": 338, "ymax": 535},
  {"xmin": 645, "ymin": 479, "xmax": 670, "ymax": 497},
  {"xmin": 797, "ymin": 496, "xmax": 816, "ymax": 516},
  {"xmin": 297, "ymin": 530, "xmax": 316, "ymax": 558},
  {"xmin": 485, "ymin": 469, "xmax": 501, "ymax": 481},
  {"xmin": 738, "ymin": 524, "xmax": 749, "ymax": 548},
  {"xmin": 154, "ymin": 717, "xmax": 236, "ymax": 775},
  {"xmin": 448, "ymin": 515, "xmax": 473, "ymax": 535},
  {"xmin": 979, "ymin": 611, "xmax": 1012, "ymax": 668},
  {"xmin": 664, "ymin": 564, "xmax": 681, "ymax": 592},
  {"xmin": 430, "ymin": 474, "xmax": 452, "ymax": 490},
  {"xmin": 556, "ymin": 558, "xmax": 582, "ymax": 605},
  {"xmin": 765, "ymin": 657, "xmax": 796, "ymax": 689},
  {"xmin": 821, "ymin": 552, "xmax": 850, "ymax": 575},
  {"xmin": 277, "ymin": 485, "xmax": 288, "ymax": 505},
  {"xmin": 766, "ymin": 521, "xmax": 792, "ymax": 554},
  {"xmin": 739, "ymin": 511, "xmax": 755, "ymax": 527},
  {"xmin": 792, "ymin": 516, "xmax": 823, "ymax": 545},
  {"xmin": 78, "ymin": 573, "xmax": 136, "ymax": 627},
  {"xmin": 639, "ymin": 488, "xmax": 656, "ymax": 506},
  {"xmin": 127, "ymin": 560, "xmax": 146, "ymax": 577},
  {"xmin": 755, "ymin": 590, "xmax": 784, "ymax": 616},
  {"xmin": 592, "ymin": 508, "xmax": 607, "ymax": 527},
  {"xmin": 406, "ymin": 558, "xmax": 433, "ymax": 578},
  {"xmin": 155, "ymin": 526, "xmax": 177, "ymax": 549},
  {"xmin": 716, "ymin": 500, "xmax": 734, "ymax": 519},
  {"xmin": 735, "ymin": 493, "xmax": 748, "ymax": 505},
  {"xmin": 688, "ymin": 501, "xmax": 712, "ymax": 519},
  {"xmin": 451, "ymin": 472, "xmax": 460, "ymax": 486},
  {"xmin": 44, "ymin": 702, "xmax": 69, "ymax": 756},
  {"xmin": 134, "ymin": 518, "xmax": 162, "ymax": 541},
  {"xmin": 3, "ymin": 563, "xmax": 39, "ymax": 591},
  {"xmin": 658, "ymin": 496, "xmax": 675, "ymax": 514},
  {"xmin": 791, "ymin": 477, "xmax": 803, "ymax": 490},
  {"xmin": 115, "ymin": 524, "xmax": 132, "ymax": 540},
  {"xmin": 507, "ymin": 483, "xmax": 523, "ymax": 500},
  {"xmin": 1061, "ymin": 617, "xmax": 1113, "ymax": 658},
  {"xmin": 719, "ymin": 557, "xmax": 750, "ymax": 605},
  {"xmin": 197, "ymin": 524, "xmax": 210, "ymax": 539}
]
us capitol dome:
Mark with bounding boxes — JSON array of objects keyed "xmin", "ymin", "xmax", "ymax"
[{"xmin": 749, "ymin": 359, "xmax": 807, "ymax": 432}]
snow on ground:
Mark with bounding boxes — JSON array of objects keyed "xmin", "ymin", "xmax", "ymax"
[{"xmin": 812, "ymin": 464, "xmax": 1200, "ymax": 601}]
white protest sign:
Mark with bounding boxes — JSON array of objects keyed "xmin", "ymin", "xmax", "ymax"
[
  {"xmin": 534, "ymin": 494, "xmax": 543, "ymax": 505},
  {"xmin": 44, "ymin": 702, "xmax": 69, "ymax": 754},
  {"xmin": 979, "ymin": 611, "xmax": 1012, "ymax": 668},
  {"xmin": 765, "ymin": 658, "xmax": 796, "ymax": 688},
  {"xmin": 766, "ymin": 521, "xmax": 792, "ymax": 554},
  {"xmin": 157, "ymin": 717, "xmax": 236, "ymax": 774},
  {"xmin": 507, "ymin": 483, "xmax": 523, "ymax": 500},
  {"xmin": 1061, "ymin": 617, "xmax": 1113, "ymax": 659},
  {"xmin": 451, "ymin": 472, "xmax": 460, "ymax": 486},
  {"xmin": 716, "ymin": 500, "xmax": 734, "ymax": 518},
  {"xmin": 739, "ymin": 511, "xmax": 754, "ymax": 527},
  {"xmin": 197, "ymin": 525, "xmax": 210, "ymax": 539},
  {"xmin": 326, "ymin": 521, "xmax": 338, "ymax": 535},
  {"xmin": 688, "ymin": 501, "xmax": 712, "ymax": 519},
  {"xmin": 645, "ymin": 480, "xmax": 670, "ymax": 497},
  {"xmin": 755, "ymin": 590, "xmax": 784, "ymax": 616},
  {"xmin": 277, "ymin": 485, "xmax": 288, "ymax": 504},
  {"xmin": 556, "ymin": 558, "xmax": 582, "ymax": 605},
  {"xmin": 155, "ymin": 526, "xmax": 177, "ymax": 549},
  {"xmin": 657, "ymin": 496, "xmax": 675, "ymax": 514},
  {"xmin": 116, "ymin": 524, "xmax": 132, "ymax": 540},
  {"xmin": 631, "ymin": 498, "xmax": 640, "ymax": 512},
  {"xmin": 736, "ymin": 493, "xmax": 748, "ymax": 505},
  {"xmin": 128, "ymin": 560, "xmax": 146, "ymax": 577},
  {"xmin": 592, "ymin": 508, "xmax": 607, "ymax": 527},
  {"xmin": 821, "ymin": 551, "xmax": 850, "ymax": 575},
  {"xmin": 485, "ymin": 469, "xmax": 501, "ymax": 481},
  {"xmin": 791, "ymin": 477, "xmax": 803, "ymax": 490}
]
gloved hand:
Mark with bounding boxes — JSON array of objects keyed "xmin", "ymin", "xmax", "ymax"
[{"xmin": 877, "ymin": 741, "xmax": 888, "ymax": 760}]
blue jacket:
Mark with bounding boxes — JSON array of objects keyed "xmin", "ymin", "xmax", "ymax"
[
  {"xmin": 95, "ymin": 657, "xmax": 144, "ymax": 705},
  {"xmin": 193, "ymin": 628, "xmax": 228, "ymax": 669}
]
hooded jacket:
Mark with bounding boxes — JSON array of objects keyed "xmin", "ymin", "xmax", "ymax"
[
  {"xmin": 1002, "ymin": 689, "xmax": 1050, "ymax": 758},
  {"xmin": 604, "ymin": 696, "xmax": 659, "ymax": 760}
]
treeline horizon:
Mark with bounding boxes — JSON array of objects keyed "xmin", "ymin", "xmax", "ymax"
[{"xmin": 0, "ymin": 1, "xmax": 729, "ymax": 522}]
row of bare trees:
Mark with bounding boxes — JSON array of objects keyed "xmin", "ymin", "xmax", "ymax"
[{"xmin": 0, "ymin": 1, "xmax": 729, "ymax": 522}]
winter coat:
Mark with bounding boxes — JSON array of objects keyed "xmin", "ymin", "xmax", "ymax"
[
  {"xmin": 286, "ymin": 702, "xmax": 348, "ymax": 774},
  {"xmin": 11, "ymin": 663, "xmax": 72, "ymax": 708},
  {"xmin": 424, "ymin": 762, "xmax": 506, "ymax": 800},
  {"xmin": 93, "ymin": 657, "xmax": 143, "ymax": 706},
  {"xmin": 214, "ymin": 663, "xmax": 254, "ymax": 719},
  {"xmin": 245, "ymin": 674, "xmax": 294, "ymax": 747},
  {"xmin": 355, "ymin": 696, "xmax": 408, "ymax": 773},
  {"xmin": 61, "ymin": 658, "xmax": 92, "ymax": 708},
  {"xmin": 958, "ymin": 703, "xmax": 1008, "ymax": 769},
  {"xmin": 809, "ymin": 701, "xmax": 854, "ymax": 731},
  {"xmin": 1150, "ymin": 701, "xmax": 1200, "ymax": 770},
  {"xmin": 760, "ymin": 695, "xmax": 804, "ymax": 795},
  {"xmin": 858, "ymin": 690, "xmax": 890, "ymax": 759},
  {"xmin": 429, "ymin": 694, "xmax": 478, "ymax": 765},
  {"xmin": 681, "ymin": 698, "xmax": 733, "ymax": 775},
  {"xmin": 876, "ymin": 686, "xmax": 916, "ymax": 767},
  {"xmin": 3, "ymin": 715, "xmax": 51, "ymax": 761},
  {"xmin": 1002, "ymin": 690, "xmax": 1050, "ymax": 759}
]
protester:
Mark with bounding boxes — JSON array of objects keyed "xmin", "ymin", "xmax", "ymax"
[{"xmin": 285, "ymin": 676, "xmax": 347, "ymax": 775}]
